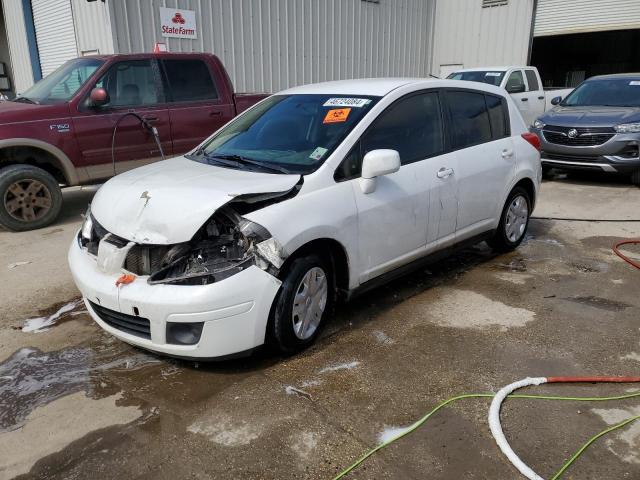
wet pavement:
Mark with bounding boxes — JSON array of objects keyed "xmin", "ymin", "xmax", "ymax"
[{"xmin": 1, "ymin": 176, "xmax": 640, "ymax": 479}]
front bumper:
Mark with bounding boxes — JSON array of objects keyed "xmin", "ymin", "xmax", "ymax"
[
  {"xmin": 533, "ymin": 128, "xmax": 640, "ymax": 174},
  {"xmin": 68, "ymin": 236, "xmax": 282, "ymax": 359}
]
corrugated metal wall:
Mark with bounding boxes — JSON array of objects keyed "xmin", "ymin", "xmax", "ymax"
[
  {"xmin": 107, "ymin": 0, "xmax": 436, "ymax": 93},
  {"xmin": 534, "ymin": 0, "xmax": 640, "ymax": 37},
  {"xmin": 31, "ymin": 0, "xmax": 78, "ymax": 76},
  {"xmin": 71, "ymin": 0, "xmax": 115, "ymax": 55},
  {"xmin": 0, "ymin": 0, "xmax": 35, "ymax": 93},
  {"xmin": 431, "ymin": 0, "xmax": 534, "ymax": 77}
]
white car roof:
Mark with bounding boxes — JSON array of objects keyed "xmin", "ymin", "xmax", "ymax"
[
  {"xmin": 278, "ymin": 77, "xmax": 508, "ymax": 97},
  {"xmin": 279, "ymin": 78, "xmax": 429, "ymax": 97},
  {"xmin": 452, "ymin": 66, "xmax": 530, "ymax": 73},
  {"xmin": 277, "ymin": 78, "xmax": 505, "ymax": 97}
]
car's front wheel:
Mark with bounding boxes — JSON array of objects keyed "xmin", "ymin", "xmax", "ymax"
[
  {"xmin": 0, "ymin": 165, "xmax": 63, "ymax": 231},
  {"xmin": 488, "ymin": 186, "xmax": 531, "ymax": 252},
  {"xmin": 631, "ymin": 169, "xmax": 640, "ymax": 186},
  {"xmin": 269, "ymin": 253, "xmax": 333, "ymax": 354}
]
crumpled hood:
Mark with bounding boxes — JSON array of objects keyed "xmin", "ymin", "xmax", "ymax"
[
  {"xmin": 540, "ymin": 105, "xmax": 640, "ymax": 127},
  {"xmin": 91, "ymin": 156, "xmax": 301, "ymax": 244}
]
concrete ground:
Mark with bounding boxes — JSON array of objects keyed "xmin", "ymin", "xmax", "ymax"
[{"xmin": 1, "ymin": 173, "xmax": 640, "ymax": 479}]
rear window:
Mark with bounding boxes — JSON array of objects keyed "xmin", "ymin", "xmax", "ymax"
[
  {"xmin": 162, "ymin": 59, "xmax": 218, "ymax": 102},
  {"xmin": 445, "ymin": 91, "xmax": 492, "ymax": 149},
  {"xmin": 447, "ymin": 71, "xmax": 506, "ymax": 87}
]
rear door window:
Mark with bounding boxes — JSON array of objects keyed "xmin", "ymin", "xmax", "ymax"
[
  {"xmin": 445, "ymin": 91, "xmax": 492, "ymax": 149},
  {"xmin": 162, "ymin": 59, "xmax": 218, "ymax": 102},
  {"xmin": 525, "ymin": 70, "xmax": 540, "ymax": 91},
  {"xmin": 485, "ymin": 94, "xmax": 510, "ymax": 139}
]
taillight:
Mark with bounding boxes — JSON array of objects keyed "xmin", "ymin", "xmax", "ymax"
[{"xmin": 521, "ymin": 132, "xmax": 541, "ymax": 151}]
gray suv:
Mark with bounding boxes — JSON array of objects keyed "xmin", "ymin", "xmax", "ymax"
[{"xmin": 531, "ymin": 73, "xmax": 640, "ymax": 185}]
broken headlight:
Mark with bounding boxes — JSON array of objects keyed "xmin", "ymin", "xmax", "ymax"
[{"xmin": 147, "ymin": 207, "xmax": 272, "ymax": 286}]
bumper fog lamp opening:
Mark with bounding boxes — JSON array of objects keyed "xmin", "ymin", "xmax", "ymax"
[{"xmin": 166, "ymin": 322, "xmax": 204, "ymax": 345}]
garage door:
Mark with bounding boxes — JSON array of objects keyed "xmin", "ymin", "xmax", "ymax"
[
  {"xmin": 534, "ymin": 0, "xmax": 640, "ymax": 37},
  {"xmin": 31, "ymin": 0, "xmax": 78, "ymax": 76}
]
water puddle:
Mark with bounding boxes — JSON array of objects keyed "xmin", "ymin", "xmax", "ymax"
[
  {"xmin": 21, "ymin": 299, "xmax": 86, "ymax": 332},
  {"xmin": 0, "ymin": 345, "xmax": 160, "ymax": 433},
  {"xmin": 564, "ymin": 295, "xmax": 630, "ymax": 312}
]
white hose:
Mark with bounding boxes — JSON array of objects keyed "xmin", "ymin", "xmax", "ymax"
[{"xmin": 488, "ymin": 377, "xmax": 548, "ymax": 480}]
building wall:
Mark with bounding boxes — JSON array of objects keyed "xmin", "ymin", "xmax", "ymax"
[
  {"xmin": 0, "ymin": 0, "xmax": 35, "ymax": 93},
  {"xmin": 0, "ymin": 5, "xmax": 14, "ymax": 95},
  {"xmin": 431, "ymin": 0, "xmax": 535, "ymax": 77},
  {"xmin": 107, "ymin": 0, "xmax": 436, "ymax": 93},
  {"xmin": 534, "ymin": 0, "xmax": 640, "ymax": 37},
  {"xmin": 72, "ymin": 0, "xmax": 115, "ymax": 55}
]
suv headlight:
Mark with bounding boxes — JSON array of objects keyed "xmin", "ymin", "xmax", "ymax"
[
  {"xmin": 614, "ymin": 122, "xmax": 640, "ymax": 133},
  {"xmin": 533, "ymin": 119, "xmax": 545, "ymax": 130}
]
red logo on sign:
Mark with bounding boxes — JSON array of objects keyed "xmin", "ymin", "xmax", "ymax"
[{"xmin": 172, "ymin": 12, "xmax": 186, "ymax": 24}]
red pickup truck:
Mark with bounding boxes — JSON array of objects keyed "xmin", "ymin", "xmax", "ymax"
[{"xmin": 0, "ymin": 53, "xmax": 268, "ymax": 231}]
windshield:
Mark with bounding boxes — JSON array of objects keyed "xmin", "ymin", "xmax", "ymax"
[
  {"xmin": 191, "ymin": 94, "xmax": 379, "ymax": 174},
  {"xmin": 562, "ymin": 78, "xmax": 640, "ymax": 107},
  {"xmin": 447, "ymin": 71, "xmax": 506, "ymax": 86},
  {"xmin": 16, "ymin": 58, "xmax": 104, "ymax": 104}
]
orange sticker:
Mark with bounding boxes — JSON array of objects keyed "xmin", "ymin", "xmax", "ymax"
[{"xmin": 323, "ymin": 108, "xmax": 351, "ymax": 124}]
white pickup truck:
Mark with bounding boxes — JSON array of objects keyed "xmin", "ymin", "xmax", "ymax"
[{"xmin": 447, "ymin": 66, "xmax": 573, "ymax": 127}]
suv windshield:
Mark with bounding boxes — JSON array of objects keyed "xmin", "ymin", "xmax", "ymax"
[
  {"xmin": 562, "ymin": 78, "xmax": 640, "ymax": 107},
  {"xmin": 16, "ymin": 58, "xmax": 104, "ymax": 105},
  {"xmin": 447, "ymin": 71, "xmax": 506, "ymax": 86},
  {"xmin": 191, "ymin": 94, "xmax": 379, "ymax": 174}
]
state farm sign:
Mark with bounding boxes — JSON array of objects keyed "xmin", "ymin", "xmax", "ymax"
[{"xmin": 159, "ymin": 7, "xmax": 197, "ymax": 39}]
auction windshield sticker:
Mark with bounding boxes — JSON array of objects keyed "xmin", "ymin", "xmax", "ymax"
[
  {"xmin": 485, "ymin": 72, "xmax": 502, "ymax": 77},
  {"xmin": 324, "ymin": 108, "xmax": 351, "ymax": 124},
  {"xmin": 323, "ymin": 98, "xmax": 371, "ymax": 108}
]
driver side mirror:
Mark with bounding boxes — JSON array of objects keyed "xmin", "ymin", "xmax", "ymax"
[
  {"xmin": 506, "ymin": 84, "xmax": 525, "ymax": 94},
  {"xmin": 551, "ymin": 96, "xmax": 562, "ymax": 105},
  {"xmin": 88, "ymin": 87, "xmax": 109, "ymax": 108},
  {"xmin": 359, "ymin": 149, "xmax": 401, "ymax": 194}
]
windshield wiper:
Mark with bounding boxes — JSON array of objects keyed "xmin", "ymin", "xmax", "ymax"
[
  {"xmin": 208, "ymin": 154, "xmax": 291, "ymax": 174},
  {"xmin": 13, "ymin": 96, "xmax": 38, "ymax": 105}
]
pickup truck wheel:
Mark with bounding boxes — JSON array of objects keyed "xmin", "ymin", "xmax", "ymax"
[
  {"xmin": 0, "ymin": 165, "xmax": 62, "ymax": 231},
  {"xmin": 269, "ymin": 254, "xmax": 333, "ymax": 354},
  {"xmin": 488, "ymin": 186, "xmax": 531, "ymax": 253},
  {"xmin": 631, "ymin": 169, "xmax": 640, "ymax": 186}
]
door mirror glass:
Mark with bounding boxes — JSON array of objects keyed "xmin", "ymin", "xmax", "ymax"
[
  {"xmin": 506, "ymin": 83, "xmax": 525, "ymax": 94},
  {"xmin": 551, "ymin": 96, "xmax": 562, "ymax": 105},
  {"xmin": 361, "ymin": 149, "xmax": 400, "ymax": 179},
  {"xmin": 89, "ymin": 87, "xmax": 109, "ymax": 108}
]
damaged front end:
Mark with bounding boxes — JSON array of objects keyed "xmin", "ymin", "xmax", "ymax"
[{"xmin": 80, "ymin": 205, "xmax": 287, "ymax": 286}]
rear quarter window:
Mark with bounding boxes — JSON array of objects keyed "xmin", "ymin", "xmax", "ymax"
[
  {"xmin": 485, "ymin": 94, "xmax": 510, "ymax": 139},
  {"xmin": 162, "ymin": 59, "xmax": 218, "ymax": 102}
]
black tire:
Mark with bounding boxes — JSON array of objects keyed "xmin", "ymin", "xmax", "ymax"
[
  {"xmin": 631, "ymin": 169, "xmax": 640, "ymax": 186},
  {"xmin": 488, "ymin": 186, "xmax": 531, "ymax": 253},
  {"xmin": 269, "ymin": 253, "xmax": 334, "ymax": 354},
  {"xmin": 0, "ymin": 165, "xmax": 63, "ymax": 231}
]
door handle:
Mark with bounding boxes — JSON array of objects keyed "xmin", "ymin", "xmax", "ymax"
[
  {"xmin": 521, "ymin": 98, "xmax": 528, "ymax": 102},
  {"xmin": 538, "ymin": 96, "xmax": 544, "ymax": 100},
  {"xmin": 437, "ymin": 167, "xmax": 454, "ymax": 178},
  {"xmin": 502, "ymin": 148, "xmax": 514, "ymax": 159},
  {"xmin": 209, "ymin": 111, "xmax": 223, "ymax": 117}
]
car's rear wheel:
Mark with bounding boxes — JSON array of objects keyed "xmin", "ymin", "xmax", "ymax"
[
  {"xmin": 269, "ymin": 253, "xmax": 333, "ymax": 354},
  {"xmin": 0, "ymin": 165, "xmax": 63, "ymax": 231},
  {"xmin": 488, "ymin": 186, "xmax": 531, "ymax": 253}
]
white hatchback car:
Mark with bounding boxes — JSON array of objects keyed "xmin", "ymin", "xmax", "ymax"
[{"xmin": 69, "ymin": 78, "xmax": 541, "ymax": 359}]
